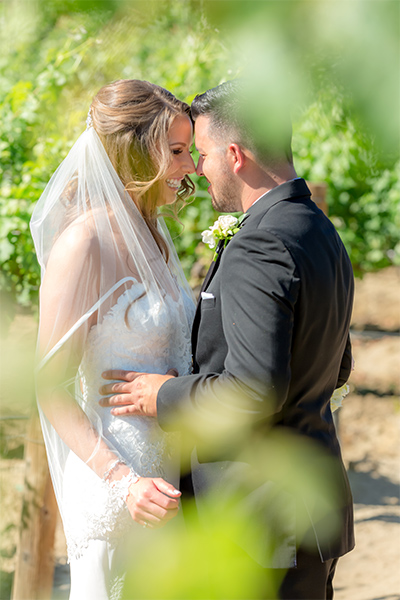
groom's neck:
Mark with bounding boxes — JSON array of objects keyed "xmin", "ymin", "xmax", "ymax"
[{"xmin": 240, "ymin": 160, "xmax": 297, "ymax": 212}]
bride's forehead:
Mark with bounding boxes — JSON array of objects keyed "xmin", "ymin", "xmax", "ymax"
[{"xmin": 168, "ymin": 114, "xmax": 193, "ymax": 143}]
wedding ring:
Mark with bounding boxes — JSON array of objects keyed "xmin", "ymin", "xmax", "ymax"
[{"xmin": 143, "ymin": 521, "xmax": 148, "ymax": 528}]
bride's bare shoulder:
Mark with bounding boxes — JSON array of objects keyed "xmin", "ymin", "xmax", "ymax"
[
  {"xmin": 50, "ymin": 217, "xmax": 100, "ymax": 263},
  {"xmin": 42, "ymin": 219, "xmax": 102, "ymax": 286}
]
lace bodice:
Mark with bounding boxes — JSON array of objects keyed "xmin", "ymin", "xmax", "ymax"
[{"xmin": 61, "ymin": 281, "xmax": 194, "ymax": 561}]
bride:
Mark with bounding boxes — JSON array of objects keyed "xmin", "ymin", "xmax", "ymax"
[{"xmin": 30, "ymin": 79, "xmax": 196, "ymax": 599}]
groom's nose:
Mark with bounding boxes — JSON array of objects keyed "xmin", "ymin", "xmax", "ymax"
[{"xmin": 196, "ymin": 156, "xmax": 204, "ymax": 176}]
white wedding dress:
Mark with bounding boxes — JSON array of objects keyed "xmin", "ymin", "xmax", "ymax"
[{"xmin": 60, "ymin": 281, "xmax": 194, "ymax": 600}]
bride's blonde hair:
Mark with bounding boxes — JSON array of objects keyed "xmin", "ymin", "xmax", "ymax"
[{"xmin": 91, "ymin": 79, "xmax": 195, "ymax": 260}]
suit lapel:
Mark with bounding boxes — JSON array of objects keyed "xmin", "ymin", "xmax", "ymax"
[
  {"xmin": 199, "ymin": 239, "xmax": 224, "ymax": 296},
  {"xmin": 191, "ymin": 212, "xmax": 250, "ymax": 355},
  {"xmin": 197, "ymin": 211, "xmax": 250, "ymax": 301},
  {"xmin": 191, "ymin": 239, "xmax": 225, "ymax": 359}
]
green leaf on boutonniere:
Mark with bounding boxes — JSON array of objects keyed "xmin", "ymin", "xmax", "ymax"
[{"xmin": 202, "ymin": 214, "xmax": 247, "ymax": 261}]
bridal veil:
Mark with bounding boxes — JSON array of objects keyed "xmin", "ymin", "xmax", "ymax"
[{"xmin": 30, "ymin": 122, "xmax": 194, "ymax": 524}]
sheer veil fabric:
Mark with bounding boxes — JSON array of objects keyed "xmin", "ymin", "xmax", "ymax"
[{"xmin": 30, "ymin": 125, "xmax": 195, "ymax": 544}]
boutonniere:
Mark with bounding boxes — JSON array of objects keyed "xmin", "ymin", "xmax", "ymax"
[
  {"xmin": 330, "ymin": 383, "xmax": 350, "ymax": 413},
  {"xmin": 201, "ymin": 214, "xmax": 247, "ymax": 261}
]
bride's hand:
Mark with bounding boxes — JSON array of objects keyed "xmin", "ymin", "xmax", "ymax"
[{"xmin": 126, "ymin": 477, "xmax": 181, "ymax": 528}]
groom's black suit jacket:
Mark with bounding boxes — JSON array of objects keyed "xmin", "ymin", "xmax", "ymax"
[{"xmin": 158, "ymin": 178, "xmax": 355, "ymax": 567}]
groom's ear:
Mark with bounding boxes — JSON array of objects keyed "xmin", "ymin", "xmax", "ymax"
[{"xmin": 227, "ymin": 143, "xmax": 246, "ymax": 174}]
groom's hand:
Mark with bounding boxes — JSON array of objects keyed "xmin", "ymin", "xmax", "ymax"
[{"xmin": 99, "ymin": 369, "xmax": 178, "ymax": 417}]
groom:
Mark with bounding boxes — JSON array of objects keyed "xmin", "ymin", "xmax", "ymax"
[{"xmin": 100, "ymin": 81, "xmax": 355, "ymax": 599}]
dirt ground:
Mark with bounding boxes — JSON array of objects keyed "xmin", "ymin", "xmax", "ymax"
[
  {"xmin": 333, "ymin": 267, "xmax": 400, "ymax": 600},
  {"xmin": 0, "ymin": 267, "xmax": 399, "ymax": 600}
]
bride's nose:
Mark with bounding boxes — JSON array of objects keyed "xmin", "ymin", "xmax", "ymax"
[{"xmin": 183, "ymin": 153, "xmax": 196, "ymax": 175}]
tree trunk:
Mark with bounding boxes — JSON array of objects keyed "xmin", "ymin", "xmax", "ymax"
[{"xmin": 12, "ymin": 408, "xmax": 57, "ymax": 600}]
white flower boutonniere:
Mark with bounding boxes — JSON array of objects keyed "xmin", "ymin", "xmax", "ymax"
[
  {"xmin": 201, "ymin": 214, "xmax": 246, "ymax": 261},
  {"xmin": 330, "ymin": 383, "xmax": 350, "ymax": 412}
]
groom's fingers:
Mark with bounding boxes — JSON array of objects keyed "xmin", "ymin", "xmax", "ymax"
[
  {"xmin": 101, "ymin": 369, "xmax": 140, "ymax": 381},
  {"xmin": 98, "ymin": 381, "xmax": 130, "ymax": 395},
  {"xmin": 166, "ymin": 368, "xmax": 178, "ymax": 377},
  {"xmin": 98, "ymin": 394, "xmax": 133, "ymax": 407},
  {"xmin": 101, "ymin": 368, "xmax": 178, "ymax": 385},
  {"xmin": 110, "ymin": 404, "xmax": 141, "ymax": 416}
]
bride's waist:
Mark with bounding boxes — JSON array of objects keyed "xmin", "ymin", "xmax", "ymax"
[{"xmin": 85, "ymin": 403, "xmax": 160, "ymax": 434}]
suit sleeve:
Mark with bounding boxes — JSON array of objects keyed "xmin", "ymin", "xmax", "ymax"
[{"xmin": 157, "ymin": 227, "xmax": 300, "ymax": 433}]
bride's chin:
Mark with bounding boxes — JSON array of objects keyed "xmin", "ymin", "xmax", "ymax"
[{"xmin": 159, "ymin": 189, "xmax": 178, "ymax": 206}]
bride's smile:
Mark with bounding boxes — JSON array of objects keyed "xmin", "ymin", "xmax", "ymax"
[{"xmin": 161, "ymin": 113, "xmax": 195, "ymax": 205}]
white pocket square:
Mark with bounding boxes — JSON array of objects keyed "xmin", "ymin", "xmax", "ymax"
[{"xmin": 201, "ymin": 292, "xmax": 215, "ymax": 300}]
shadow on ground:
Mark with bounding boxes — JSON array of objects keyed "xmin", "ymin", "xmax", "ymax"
[{"xmin": 348, "ymin": 468, "xmax": 400, "ymax": 507}]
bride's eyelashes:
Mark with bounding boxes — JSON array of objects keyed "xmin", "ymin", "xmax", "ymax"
[{"xmin": 171, "ymin": 148, "xmax": 193, "ymax": 156}]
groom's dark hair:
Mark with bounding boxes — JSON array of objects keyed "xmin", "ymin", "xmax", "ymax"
[
  {"xmin": 191, "ymin": 80, "xmax": 241, "ymax": 131},
  {"xmin": 191, "ymin": 80, "xmax": 293, "ymax": 165},
  {"xmin": 191, "ymin": 80, "xmax": 250, "ymax": 148}
]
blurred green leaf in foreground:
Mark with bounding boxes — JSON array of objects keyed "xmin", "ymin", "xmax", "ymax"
[{"xmin": 0, "ymin": 0, "xmax": 398, "ymax": 312}]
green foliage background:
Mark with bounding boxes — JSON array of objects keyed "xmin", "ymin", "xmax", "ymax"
[{"xmin": 0, "ymin": 0, "xmax": 399, "ymax": 311}]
